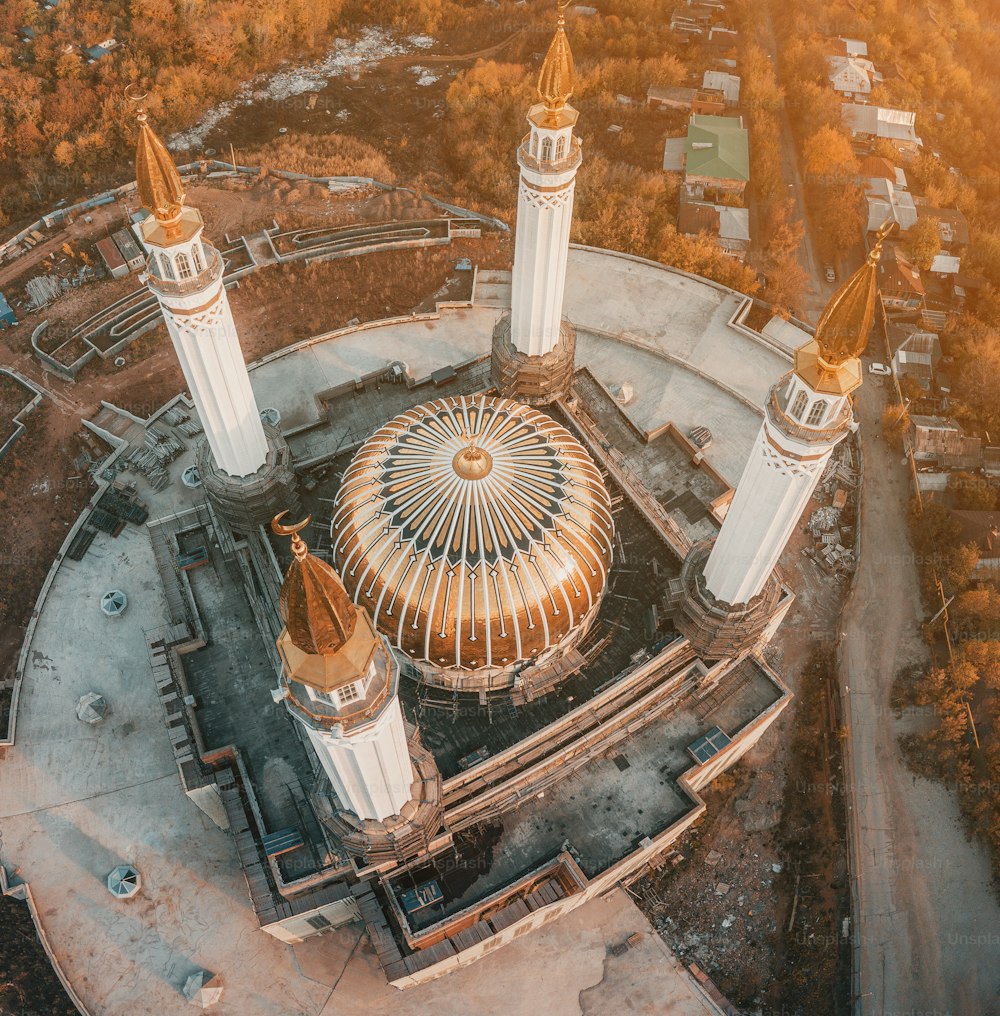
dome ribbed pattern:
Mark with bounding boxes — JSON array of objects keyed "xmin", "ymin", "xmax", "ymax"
[{"xmin": 331, "ymin": 395, "xmax": 614, "ymax": 672}]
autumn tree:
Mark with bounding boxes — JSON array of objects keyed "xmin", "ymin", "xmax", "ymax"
[{"xmin": 908, "ymin": 215, "xmax": 941, "ymax": 272}]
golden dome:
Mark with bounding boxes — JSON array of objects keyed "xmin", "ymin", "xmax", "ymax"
[
  {"xmin": 331, "ymin": 395, "xmax": 615, "ymax": 673},
  {"xmin": 272, "ymin": 512, "xmax": 378, "ymax": 692},
  {"xmin": 795, "ymin": 222, "xmax": 895, "ymax": 394},
  {"xmin": 135, "ymin": 112, "xmax": 186, "ymax": 238},
  {"xmin": 538, "ymin": 3, "xmax": 575, "ymax": 112}
]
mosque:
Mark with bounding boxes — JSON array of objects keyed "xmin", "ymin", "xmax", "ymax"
[{"xmin": 5, "ymin": 7, "xmax": 881, "ymax": 1004}]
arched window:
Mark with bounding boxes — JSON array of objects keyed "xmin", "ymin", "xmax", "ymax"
[
  {"xmin": 176, "ymin": 252, "xmax": 192, "ymax": 279},
  {"xmin": 554, "ymin": 136, "xmax": 566, "ymax": 160},
  {"xmin": 191, "ymin": 244, "xmax": 204, "ymax": 273},
  {"xmin": 541, "ymin": 136, "xmax": 553, "ymax": 161},
  {"xmin": 159, "ymin": 253, "xmax": 175, "ymax": 280},
  {"xmin": 529, "ymin": 132, "xmax": 539, "ymax": 158},
  {"xmin": 806, "ymin": 400, "xmax": 827, "ymax": 427},
  {"xmin": 791, "ymin": 390, "xmax": 809, "ymax": 420}
]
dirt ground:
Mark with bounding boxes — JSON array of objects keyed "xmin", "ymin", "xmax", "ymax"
[{"xmin": 634, "ymin": 520, "xmax": 851, "ymax": 1015}]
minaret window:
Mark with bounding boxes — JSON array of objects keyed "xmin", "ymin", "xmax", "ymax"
[
  {"xmin": 337, "ymin": 682, "xmax": 360, "ymax": 706},
  {"xmin": 176, "ymin": 251, "xmax": 192, "ymax": 279},
  {"xmin": 790, "ymin": 390, "xmax": 809, "ymax": 420},
  {"xmin": 530, "ymin": 132, "xmax": 539, "ymax": 158},
  {"xmin": 806, "ymin": 400, "xmax": 827, "ymax": 427},
  {"xmin": 191, "ymin": 245, "xmax": 204, "ymax": 273},
  {"xmin": 541, "ymin": 136, "xmax": 553, "ymax": 161},
  {"xmin": 554, "ymin": 136, "xmax": 566, "ymax": 160},
  {"xmin": 159, "ymin": 253, "xmax": 175, "ymax": 280}
]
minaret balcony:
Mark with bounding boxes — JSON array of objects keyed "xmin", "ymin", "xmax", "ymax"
[
  {"xmin": 766, "ymin": 383, "xmax": 852, "ymax": 446},
  {"xmin": 518, "ymin": 134, "xmax": 582, "ymax": 175},
  {"xmin": 146, "ymin": 244, "xmax": 223, "ymax": 297}
]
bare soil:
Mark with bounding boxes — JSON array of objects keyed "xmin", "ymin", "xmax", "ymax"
[{"xmin": 0, "ymin": 896, "xmax": 77, "ymax": 1016}]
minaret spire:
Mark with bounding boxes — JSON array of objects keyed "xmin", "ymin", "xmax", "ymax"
[
  {"xmin": 674, "ymin": 237, "xmax": 885, "ymax": 659},
  {"xmin": 490, "ymin": 0, "xmax": 582, "ymax": 405},
  {"xmin": 131, "ymin": 97, "xmax": 270, "ymax": 480},
  {"xmin": 270, "ymin": 513, "xmax": 443, "ymax": 852}
]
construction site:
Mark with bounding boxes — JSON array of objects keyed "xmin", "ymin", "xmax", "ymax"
[{"xmin": 0, "ymin": 167, "xmax": 859, "ymax": 1012}]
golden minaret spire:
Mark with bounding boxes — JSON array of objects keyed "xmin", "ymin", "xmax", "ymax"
[
  {"xmin": 129, "ymin": 88, "xmax": 186, "ymax": 242},
  {"xmin": 272, "ymin": 511, "xmax": 355, "ymax": 656},
  {"xmin": 794, "ymin": 221, "xmax": 896, "ymax": 395},
  {"xmin": 538, "ymin": 1, "xmax": 575, "ymax": 114}
]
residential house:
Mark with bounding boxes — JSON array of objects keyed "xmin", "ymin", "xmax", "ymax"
[
  {"xmin": 838, "ymin": 37, "xmax": 869, "ymax": 57},
  {"xmin": 948, "ymin": 511, "xmax": 1000, "ymax": 580},
  {"xmin": 878, "ymin": 247, "xmax": 925, "ymax": 310},
  {"xmin": 670, "ymin": 11, "xmax": 708, "ymax": 35},
  {"xmin": 691, "ymin": 91, "xmax": 726, "ymax": 115},
  {"xmin": 647, "ymin": 85, "xmax": 697, "ymax": 110},
  {"xmin": 707, "ymin": 25, "xmax": 738, "ymax": 50},
  {"xmin": 677, "ymin": 197, "xmax": 750, "ymax": 259},
  {"xmin": 112, "ymin": 228, "xmax": 145, "ymax": 272},
  {"xmin": 842, "ymin": 103, "xmax": 923, "ymax": 156},
  {"xmin": 915, "ymin": 205, "xmax": 970, "ymax": 251},
  {"xmin": 702, "ymin": 70, "xmax": 740, "ymax": 106},
  {"xmin": 888, "ymin": 325, "xmax": 941, "ymax": 389},
  {"xmin": 17, "ymin": 25, "xmax": 37, "ymax": 42},
  {"xmin": 857, "ymin": 155, "xmax": 905, "ymax": 185},
  {"xmin": 910, "ymin": 415, "xmax": 981, "ymax": 468},
  {"xmin": 863, "ymin": 176, "xmax": 917, "ymax": 232},
  {"xmin": 666, "ymin": 114, "xmax": 750, "ymax": 196},
  {"xmin": 827, "ymin": 55, "xmax": 882, "ymax": 98},
  {"xmin": 96, "ymin": 237, "xmax": 128, "ymax": 279}
]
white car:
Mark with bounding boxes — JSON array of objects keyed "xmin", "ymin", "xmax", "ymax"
[
  {"xmin": 868, "ymin": 362, "xmax": 892, "ymax": 376},
  {"xmin": 824, "ymin": 265, "xmax": 836, "ymax": 283}
]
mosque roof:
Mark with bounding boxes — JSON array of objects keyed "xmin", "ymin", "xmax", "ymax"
[{"xmin": 331, "ymin": 395, "xmax": 614, "ymax": 673}]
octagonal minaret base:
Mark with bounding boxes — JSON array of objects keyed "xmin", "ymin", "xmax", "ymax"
[
  {"xmin": 672, "ymin": 541, "xmax": 789, "ymax": 661},
  {"xmin": 321, "ymin": 732, "xmax": 444, "ymax": 867},
  {"xmin": 198, "ymin": 422, "xmax": 300, "ymax": 533},
  {"xmin": 490, "ymin": 313, "xmax": 577, "ymax": 406}
]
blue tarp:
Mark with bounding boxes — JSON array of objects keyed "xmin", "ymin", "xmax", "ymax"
[{"xmin": 0, "ymin": 292, "xmax": 17, "ymax": 328}]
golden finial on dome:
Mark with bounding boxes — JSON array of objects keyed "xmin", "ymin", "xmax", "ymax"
[
  {"xmin": 452, "ymin": 429, "xmax": 494, "ymax": 480},
  {"xmin": 538, "ymin": 1, "xmax": 575, "ymax": 113},
  {"xmin": 129, "ymin": 86, "xmax": 186, "ymax": 241}
]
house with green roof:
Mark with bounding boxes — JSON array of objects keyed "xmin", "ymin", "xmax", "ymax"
[{"xmin": 663, "ymin": 114, "xmax": 750, "ymax": 196}]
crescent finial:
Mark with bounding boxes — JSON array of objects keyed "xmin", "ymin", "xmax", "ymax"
[{"xmin": 272, "ymin": 511, "xmax": 313, "ymax": 559}]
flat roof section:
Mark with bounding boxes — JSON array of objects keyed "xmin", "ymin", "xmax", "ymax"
[{"xmin": 388, "ymin": 656, "xmax": 784, "ymax": 931}]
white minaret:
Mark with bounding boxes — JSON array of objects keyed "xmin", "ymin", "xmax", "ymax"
[
  {"xmin": 509, "ymin": 3, "xmax": 581, "ymax": 358},
  {"xmin": 135, "ymin": 111, "xmax": 268, "ymax": 478},
  {"xmin": 701, "ymin": 237, "xmax": 889, "ymax": 607},
  {"xmin": 271, "ymin": 515, "xmax": 416, "ymax": 824},
  {"xmin": 702, "ymin": 369, "xmax": 853, "ymax": 604}
]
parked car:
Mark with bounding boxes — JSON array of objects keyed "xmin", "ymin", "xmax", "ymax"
[
  {"xmin": 868, "ymin": 362, "xmax": 892, "ymax": 376},
  {"xmin": 824, "ymin": 265, "xmax": 836, "ymax": 283}
]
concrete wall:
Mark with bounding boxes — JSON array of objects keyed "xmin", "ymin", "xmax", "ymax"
[{"xmin": 0, "ymin": 368, "xmax": 43, "ymax": 462}]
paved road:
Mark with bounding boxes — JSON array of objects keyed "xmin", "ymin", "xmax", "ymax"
[
  {"xmin": 842, "ymin": 384, "xmax": 1000, "ymax": 1014},
  {"xmin": 753, "ymin": 9, "xmax": 1000, "ymax": 1010}
]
